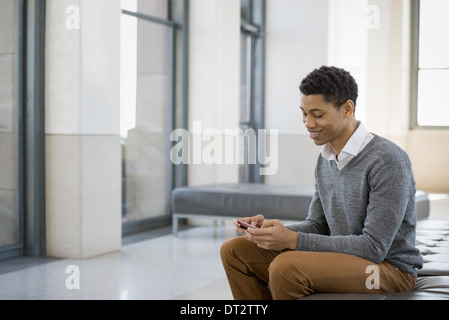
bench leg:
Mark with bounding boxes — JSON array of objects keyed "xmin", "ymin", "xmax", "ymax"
[{"xmin": 172, "ymin": 214, "xmax": 179, "ymax": 236}]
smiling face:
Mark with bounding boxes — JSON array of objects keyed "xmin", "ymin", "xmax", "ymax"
[{"xmin": 300, "ymin": 94, "xmax": 357, "ymax": 155}]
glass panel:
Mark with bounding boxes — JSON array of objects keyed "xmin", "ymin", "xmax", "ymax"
[
  {"xmin": 241, "ymin": 0, "xmax": 251, "ymax": 22},
  {"xmin": 0, "ymin": 0, "xmax": 20, "ymax": 247},
  {"xmin": 139, "ymin": 0, "xmax": 169, "ymax": 19},
  {"xmin": 172, "ymin": 0, "xmax": 184, "ymax": 24},
  {"xmin": 120, "ymin": 14, "xmax": 172, "ymax": 223},
  {"xmin": 122, "ymin": 0, "xmax": 169, "ymax": 19},
  {"xmin": 419, "ymin": 0, "xmax": 449, "ymax": 68},
  {"xmin": 417, "ymin": 70, "xmax": 449, "ymax": 126}
]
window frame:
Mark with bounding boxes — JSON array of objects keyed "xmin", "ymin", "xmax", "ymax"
[
  {"xmin": 410, "ymin": 0, "xmax": 449, "ymax": 130},
  {"xmin": 121, "ymin": 0, "xmax": 189, "ymax": 236},
  {"xmin": 23, "ymin": 0, "xmax": 47, "ymax": 257},
  {"xmin": 239, "ymin": 0, "xmax": 266, "ymax": 184}
]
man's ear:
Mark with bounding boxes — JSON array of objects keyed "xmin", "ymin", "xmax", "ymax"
[{"xmin": 342, "ymin": 100, "xmax": 355, "ymax": 118}]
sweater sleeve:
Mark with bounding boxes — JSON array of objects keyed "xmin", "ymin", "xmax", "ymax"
[
  {"xmin": 286, "ymin": 187, "xmax": 330, "ymax": 236},
  {"xmin": 294, "ymin": 159, "xmax": 415, "ymax": 264}
]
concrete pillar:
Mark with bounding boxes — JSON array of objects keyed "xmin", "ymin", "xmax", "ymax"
[{"xmin": 45, "ymin": 0, "xmax": 122, "ymax": 258}]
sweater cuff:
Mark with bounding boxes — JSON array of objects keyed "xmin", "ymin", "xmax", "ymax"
[{"xmin": 296, "ymin": 232, "xmax": 309, "ymax": 251}]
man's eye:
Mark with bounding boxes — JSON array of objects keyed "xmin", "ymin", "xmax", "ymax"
[{"xmin": 315, "ymin": 115, "xmax": 323, "ymax": 119}]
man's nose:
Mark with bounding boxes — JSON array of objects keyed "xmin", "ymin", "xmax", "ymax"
[{"xmin": 304, "ymin": 116, "xmax": 315, "ymax": 129}]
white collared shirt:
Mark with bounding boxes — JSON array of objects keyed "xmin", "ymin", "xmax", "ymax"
[{"xmin": 321, "ymin": 121, "xmax": 374, "ymax": 170}]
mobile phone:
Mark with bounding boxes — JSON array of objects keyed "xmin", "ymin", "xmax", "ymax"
[{"xmin": 237, "ymin": 220, "xmax": 259, "ymax": 229}]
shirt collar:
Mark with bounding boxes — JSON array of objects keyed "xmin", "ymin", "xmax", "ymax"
[{"xmin": 321, "ymin": 121, "xmax": 369, "ymax": 161}]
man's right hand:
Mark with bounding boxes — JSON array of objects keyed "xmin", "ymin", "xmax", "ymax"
[{"xmin": 234, "ymin": 214, "xmax": 265, "ymax": 235}]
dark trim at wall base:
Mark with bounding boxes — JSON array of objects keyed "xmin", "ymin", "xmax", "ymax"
[{"xmin": 122, "ymin": 217, "xmax": 172, "ymax": 237}]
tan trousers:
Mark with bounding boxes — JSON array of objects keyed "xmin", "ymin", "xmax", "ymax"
[{"xmin": 220, "ymin": 237, "xmax": 416, "ymax": 300}]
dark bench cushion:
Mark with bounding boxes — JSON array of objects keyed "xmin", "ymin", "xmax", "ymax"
[
  {"xmin": 171, "ymin": 184, "xmax": 430, "ymax": 222},
  {"xmin": 415, "ymin": 190, "xmax": 431, "ymax": 220},
  {"xmin": 171, "ymin": 183, "xmax": 315, "ymax": 221},
  {"xmin": 416, "ymin": 220, "xmax": 449, "ymax": 276},
  {"xmin": 300, "ymin": 276, "xmax": 449, "ymax": 300}
]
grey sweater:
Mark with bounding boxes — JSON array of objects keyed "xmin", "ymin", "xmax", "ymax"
[{"xmin": 287, "ymin": 135, "xmax": 423, "ymax": 276}]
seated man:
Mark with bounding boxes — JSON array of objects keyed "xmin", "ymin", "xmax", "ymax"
[{"xmin": 220, "ymin": 66, "xmax": 423, "ymax": 300}]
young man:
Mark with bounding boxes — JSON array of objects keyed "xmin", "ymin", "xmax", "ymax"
[{"xmin": 220, "ymin": 66, "xmax": 423, "ymax": 300}]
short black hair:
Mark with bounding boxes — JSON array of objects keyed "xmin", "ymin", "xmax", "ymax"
[{"xmin": 299, "ymin": 66, "xmax": 358, "ymax": 110}]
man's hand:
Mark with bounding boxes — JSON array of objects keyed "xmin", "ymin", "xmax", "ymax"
[
  {"xmin": 234, "ymin": 214, "xmax": 265, "ymax": 235},
  {"xmin": 245, "ymin": 219, "xmax": 298, "ymax": 251}
]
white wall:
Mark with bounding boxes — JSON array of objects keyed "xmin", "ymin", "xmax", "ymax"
[
  {"xmin": 263, "ymin": 0, "xmax": 449, "ymax": 194},
  {"xmin": 187, "ymin": 0, "xmax": 331, "ymax": 188},
  {"xmin": 264, "ymin": 0, "xmax": 329, "ymax": 187},
  {"xmin": 298, "ymin": 0, "xmax": 449, "ymax": 193},
  {"xmin": 188, "ymin": 0, "xmax": 241, "ymax": 186},
  {"xmin": 187, "ymin": 0, "xmax": 331, "ymax": 187},
  {"xmin": 365, "ymin": 0, "xmax": 410, "ymax": 140},
  {"xmin": 327, "ymin": 0, "xmax": 369, "ymax": 125},
  {"xmin": 355, "ymin": 0, "xmax": 449, "ymax": 193}
]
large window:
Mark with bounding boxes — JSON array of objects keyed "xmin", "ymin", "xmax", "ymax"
[
  {"xmin": 120, "ymin": 0, "xmax": 188, "ymax": 235},
  {"xmin": 239, "ymin": 0, "xmax": 266, "ymax": 183},
  {"xmin": 0, "ymin": 0, "xmax": 22, "ymax": 259},
  {"xmin": 0, "ymin": 0, "xmax": 45, "ymax": 260},
  {"xmin": 411, "ymin": 0, "xmax": 449, "ymax": 128}
]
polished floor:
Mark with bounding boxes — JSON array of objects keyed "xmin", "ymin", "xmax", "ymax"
[
  {"xmin": 0, "ymin": 194, "xmax": 448, "ymax": 300},
  {"xmin": 0, "ymin": 223, "xmax": 236, "ymax": 300}
]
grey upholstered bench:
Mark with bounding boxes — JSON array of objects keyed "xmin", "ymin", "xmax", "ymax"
[
  {"xmin": 416, "ymin": 219, "xmax": 449, "ymax": 276},
  {"xmin": 300, "ymin": 276, "xmax": 449, "ymax": 300},
  {"xmin": 171, "ymin": 183, "xmax": 315, "ymax": 235},
  {"xmin": 170, "ymin": 184, "xmax": 431, "ymax": 235}
]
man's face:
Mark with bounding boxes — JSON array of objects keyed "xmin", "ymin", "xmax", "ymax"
[{"xmin": 300, "ymin": 94, "xmax": 350, "ymax": 150}]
